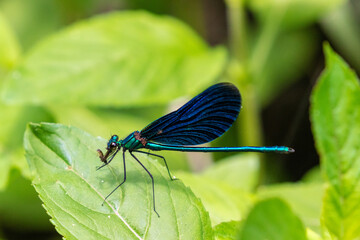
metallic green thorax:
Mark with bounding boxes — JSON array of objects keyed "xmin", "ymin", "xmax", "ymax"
[{"xmin": 118, "ymin": 131, "xmax": 144, "ymax": 150}]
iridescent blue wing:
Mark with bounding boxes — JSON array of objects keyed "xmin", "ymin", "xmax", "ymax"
[{"xmin": 140, "ymin": 82, "xmax": 241, "ymax": 146}]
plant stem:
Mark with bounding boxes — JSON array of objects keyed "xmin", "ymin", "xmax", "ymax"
[
  {"xmin": 226, "ymin": 0, "xmax": 262, "ymax": 146},
  {"xmin": 227, "ymin": 0, "xmax": 247, "ymax": 62},
  {"xmin": 250, "ymin": 5, "xmax": 286, "ymax": 80},
  {"xmin": 226, "ymin": 1, "xmax": 288, "ymax": 185}
]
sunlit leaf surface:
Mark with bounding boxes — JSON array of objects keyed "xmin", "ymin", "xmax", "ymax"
[
  {"xmin": 311, "ymin": 44, "xmax": 360, "ymax": 239},
  {"xmin": 24, "ymin": 123, "xmax": 213, "ymax": 239},
  {"xmin": 240, "ymin": 198, "xmax": 307, "ymax": 240},
  {"xmin": 3, "ymin": 11, "xmax": 226, "ymax": 107}
]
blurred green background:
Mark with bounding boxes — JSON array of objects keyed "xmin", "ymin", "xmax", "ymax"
[{"xmin": 0, "ymin": 0, "xmax": 359, "ymax": 239}]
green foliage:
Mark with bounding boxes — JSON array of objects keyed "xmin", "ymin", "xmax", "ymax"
[
  {"xmin": 239, "ymin": 198, "xmax": 307, "ymax": 240},
  {"xmin": 306, "ymin": 229, "xmax": 323, "ymax": 240},
  {"xmin": 175, "ymin": 171, "xmax": 253, "ymax": 226},
  {"xmin": 241, "ymin": 0, "xmax": 346, "ymax": 105},
  {"xmin": 174, "ymin": 154, "xmax": 260, "ymax": 226},
  {"xmin": 311, "ymin": 44, "xmax": 360, "ymax": 239},
  {"xmin": 0, "ymin": 10, "xmax": 223, "ymax": 236},
  {"xmin": 255, "ymin": 29, "xmax": 320, "ymax": 105},
  {"xmin": 257, "ymin": 182, "xmax": 323, "ymax": 233},
  {"xmin": 1, "ymin": 9, "xmax": 222, "ymax": 188},
  {"xmin": 0, "ymin": 169, "xmax": 51, "ymax": 230},
  {"xmin": 302, "ymin": 166, "xmax": 322, "ymax": 183},
  {"xmin": 0, "ymin": 0, "xmax": 62, "ymax": 50},
  {"xmin": 0, "ymin": 0, "xmax": 359, "ymax": 238},
  {"xmin": 213, "ymin": 221, "xmax": 241, "ymax": 240},
  {"xmin": 24, "ymin": 123, "xmax": 213, "ymax": 239},
  {"xmin": 0, "ymin": 105, "xmax": 53, "ymax": 190},
  {"xmin": 321, "ymin": 3, "xmax": 360, "ymax": 73},
  {"xmin": 2, "ymin": 11, "xmax": 226, "ymax": 107},
  {"xmin": 0, "ymin": 12, "xmax": 20, "ymax": 77},
  {"xmin": 249, "ymin": 0, "xmax": 345, "ymax": 29},
  {"xmin": 202, "ymin": 153, "xmax": 260, "ymax": 191}
]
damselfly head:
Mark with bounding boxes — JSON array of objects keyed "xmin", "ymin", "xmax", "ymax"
[{"xmin": 107, "ymin": 135, "xmax": 119, "ymax": 149}]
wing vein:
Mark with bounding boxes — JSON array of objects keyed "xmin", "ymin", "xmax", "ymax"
[{"xmin": 140, "ymin": 82, "xmax": 241, "ymax": 146}]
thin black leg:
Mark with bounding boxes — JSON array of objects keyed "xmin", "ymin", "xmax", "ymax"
[
  {"xmin": 97, "ymin": 148, "xmax": 120, "ymax": 170},
  {"xmin": 133, "ymin": 150, "xmax": 177, "ymax": 181},
  {"xmin": 102, "ymin": 150, "xmax": 127, "ymax": 205},
  {"xmin": 130, "ymin": 151, "xmax": 160, "ymax": 218}
]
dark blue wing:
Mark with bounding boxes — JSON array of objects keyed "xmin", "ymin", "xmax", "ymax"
[{"xmin": 140, "ymin": 82, "xmax": 241, "ymax": 146}]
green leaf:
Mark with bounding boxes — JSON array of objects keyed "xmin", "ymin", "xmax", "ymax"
[
  {"xmin": 24, "ymin": 123, "xmax": 213, "ymax": 239},
  {"xmin": 0, "ymin": 0, "xmax": 62, "ymax": 50},
  {"xmin": 302, "ymin": 166, "xmax": 323, "ymax": 183},
  {"xmin": 175, "ymin": 171, "xmax": 254, "ymax": 226},
  {"xmin": 0, "ymin": 105, "xmax": 53, "ymax": 189},
  {"xmin": 213, "ymin": 221, "xmax": 241, "ymax": 240},
  {"xmin": 47, "ymin": 106, "xmax": 151, "ymax": 139},
  {"xmin": 307, "ymin": 228, "xmax": 323, "ymax": 240},
  {"xmin": 320, "ymin": 2, "xmax": 360, "ymax": 73},
  {"xmin": 239, "ymin": 198, "xmax": 307, "ymax": 240},
  {"xmin": 3, "ymin": 11, "xmax": 226, "ymax": 107},
  {"xmin": 202, "ymin": 153, "xmax": 260, "ymax": 191},
  {"xmin": 257, "ymin": 182, "xmax": 323, "ymax": 233},
  {"xmin": 48, "ymin": 106, "xmax": 190, "ymax": 171},
  {"xmin": 0, "ymin": 169, "xmax": 52, "ymax": 230},
  {"xmin": 249, "ymin": 0, "xmax": 345, "ymax": 29},
  {"xmin": 0, "ymin": 146, "xmax": 22, "ymax": 190},
  {"xmin": 256, "ymin": 29, "xmax": 320, "ymax": 105},
  {"xmin": 0, "ymin": 11, "xmax": 20, "ymax": 78},
  {"xmin": 310, "ymin": 44, "xmax": 360, "ymax": 239}
]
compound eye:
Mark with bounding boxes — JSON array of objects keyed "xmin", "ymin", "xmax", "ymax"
[
  {"xmin": 110, "ymin": 142, "xmax": 117, "ymax": 148},
  {"xmin": 111, "ymin": 135, "xmax": 119, "ymax": 141}
]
